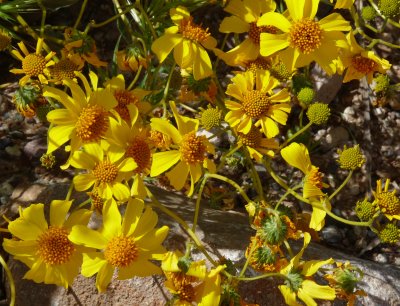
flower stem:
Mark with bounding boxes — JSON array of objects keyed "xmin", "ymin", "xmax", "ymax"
[
  {"xmin": 0, "ymin": 254, "xmax": 15, "ymax": 306},
  {"xmin": 280, "ymin": 122, "xmax": 312, "ymax": 149},
  {"xmin": 160, "ymin": 62, "xmax": 176, "ymax": 118},
  {"xmin": 321, "ymin": 200, "xmax": 371, "ymax": 227},
  {"xmin": 238, "ymin": 239, "xmax": 256, "ymax": 278},
  {"xmin": 235, "ymin": 272, "xmax": 286, "ymax": 282},
  {"xmin": 65, "ymin": 182, "xmax": 74, "ymax": 201},
  {"xmin": 207, "ymin": 173, "xmax": 252, "ymax": 204},
  {"xmin": 192, "ymin": 176, "xmax": 208, "ymax": 232},
  {"xmin": 328, "ymin": 170, "xmax": 353, "ymax": 200},
  {"xmin": 127, "ymin": 65, "xmax": 143, "ymax": 90},
  {"xmin": 73, "ymin": 0, "xmax": 89, "ymax": 30}
]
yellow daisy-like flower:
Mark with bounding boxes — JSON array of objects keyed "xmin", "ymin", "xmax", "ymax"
[
  {"xmin": 106, "ymin": 105, "xmax": 153, "ymax": 199},
  {"xmin": 150, "ymin": 101, "xmax": 215, "ymax": 196},
  {"xmin": 43, "ymin": 71, "xmax": 117, "ymax": 167},
  {"xmin": 162, "ymin": 251, "xmax": 225, "ymax": 306},
  {"xmin": 373, "ymin": 179, "xmax": 400, "ymax": 221},
  {"xmin": 10, "ymin": 38, "xmax": 56, "ymax": 85},
  {"xmin": 71, "ymin": 142, "xmax": 137, "ymax": 201},
  {"xmin": 237, "ymin": 126, "xmax": 279, "ymax": 162},
  {"xmin": 49, "ymin": 50, "xmax": 84, "ymax": 84},
  {"xmin": 281, "ymin": 142, "xmax": 329, "ymax": 231},
  {"xmin": 104, "ymin": 74, "xmax": 151, "ymax": 121},
  {"xmin": 3, "ymin": 200, "xmax": 92, "ymax": 288},
  {"xmin": 68, "ymin": 199, "xmax": 169, "ymax": 293},
  {"xmin": 215, "ymin": 0, "xmax": 277, "ymax": 66},
  {"xmin": 225, "ymin": 70, "xmax": 291, "ymax": 138},
  {"xmin": 279, "ymin": 232, "xmax": 336, "ymax": 306},
  {"xmin": 338, "ymin": 32, "xmax": 391, "ymax": 83},
  {"xmin": 258, "ymin": 0, "xmax": 351, "ymax": 74},
  {"xmin": 151, "ymin": 6, "xmax": 217, "ymax": 80},
  {"xmin": 116, "ymin": 48, "xmax": 147, "ymax": 72}
]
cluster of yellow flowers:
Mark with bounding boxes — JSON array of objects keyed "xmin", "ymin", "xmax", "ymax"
[{"xmin": 2, "ymin": 0, "xmax": 400, "ymax": 305}]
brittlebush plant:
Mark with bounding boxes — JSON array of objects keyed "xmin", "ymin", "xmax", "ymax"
[{"xmin": 1, "ymin": 0, "xmax": 400, "ymax": 305}]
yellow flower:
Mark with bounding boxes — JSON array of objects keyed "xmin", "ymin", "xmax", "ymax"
[
  {"xmin": 49, "ymin": 50, "xmax": 84, "ymax": 84},
  {"xmin": 237, "ymin": 126, "xmax": 279, "ymax": 161},
  {"xmin": 280, "ymin": 142, "xmax": 329, "ymax": 230},
  {"xmin": 225, "ymin": 70, "xmax": 290, "ymax": 138},
  {"xmin": 279, "ymin": 232, "xmax": 336, "ymax": 306},
  {"xmin": 151, "ymin": 6, "xmax": 217, "ymax": 80},
  {"xmin": 338, "ymin": 32, "xmax": 391, "ymax": 83},
  {"xmin": 63, "ymin": 27, "xmax": 107, "ymax": 67},
  {"xmin": 3, "ymin": 200, "xmax": 92, "ymax": 288},
  {"xmin": 373, "ymin": 179, "xmax": 400, "ymax": 220},
  {"xmin": 116, "ymin": 48, "xmax": 147, "ymax": 72},
  {"xmin": 215, "ymin": 0, "xmax": 277, "ymax": 66},
  {"xmin": 106, "ymin": 105, "xmax": 153, "ymax": 199},
  {"xmin": 258, "ymin": 0, "xmax": 351, "ymax": 74},
  {"xmin": 162, "ymin": 251, "xmax": 225, "ymax": 306},
  {"xmin": 43, "ymin": 71, "xmax": 117, "ymax": 167},
  {"xmin": 68, "ymin": 199, "xmax": 169, "ymax": 292},
  {"xmin": 104, "ymin": 74, "xmax": 151, "ymax": 121},
  {"xmin": 71, "ymin": 142, "xmax": 137, "ymax": 201},
  {"xmin": 10, "ymin": 38, "xmax": 56, "ymax": 85},
  {"xmin": 150, "ymin": 101, "xmax": 215, "ymax": 196}
]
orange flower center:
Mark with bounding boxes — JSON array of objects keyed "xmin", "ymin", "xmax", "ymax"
[
  {"xmin": 76, "ymin": 104, "xmax": 109, "ymax": 142},
  {"xmin": 104, "ymin": 236, "xmax": 138, "ymax": 268},
  {"xmin": 37, "ymin": 226, "xmax": 75, "ymax": 265},
  {"xmin": 149, "ymin": 130, "xmax": 171, "ymax": 150},
  {"xmin": 114, "ymin": 89, "xmax": 139, "ymax": 121},
  {"xmin": 88, "ymin": 188, "xmax": 104, "ymax": 213},
  {"xmin": 92, "ymin": 161, "xmax": 118, "ymax": 183},
  {"xmin": 246, "ymin": 57, "xmax": 271, "ymax": 73},
  {"xmin": 249, "ymin": 22, "xmax": 278, "ymax": 45},
  {"xmin": 22, "ymin": 54, "xmax": 47, "ymax": 76},
  {"xmin": 289, "ymin": 19, "xmax": 323, "ymax": 54},
  {"xmin": 180, "ymin": 17, "xmax": 210, "ymax": 43},
  {"xmin": 307, "ymin": 167, "xmax": 324, "ymax": 189},
  {"xmin": 126, "ymin": 136, "xmax": 152, "ymax": 173},
  {"xmin": 376, "ymin": 191, "xmax": 400, "ymax": 216},
  {"xmin": 180, "ymin": 132, "xmax": 206, "ymax": 164},
  {"xmin": 166, "ymin": 272, "xmax": 197, "ymax": 302},
  {"xmin": 51, "ymin": 59, "xmax": 79, "ymax": 82},
  {"xmin": 239, "ymin": 127, "xmax": 262, "ymax": 147},
  {"xmin": 351, "ymin": 55, "xmax": 378, "ymax": 74},
  {"xmin": 242, "ymin": 90, "xmax": 271, "ymax": 119}
]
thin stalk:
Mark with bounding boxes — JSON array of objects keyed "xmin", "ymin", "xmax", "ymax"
[
  {"xmin": 275, "ymin": 184, "xmax": 301, "ymax": 210},
  {"xmin": 65, "ymin": 182, "xmax": 74, "ymax": 201},
  {"xmin": 127, "ymin": 65, "xmax": 143, "ymax": 90},
  {"xmin": 73, "ymin": 0, "xmax": 89, "ymax": 30},
  {"xmin": 160, "ymin": 62, "xmax": 176, "ymax": 118},
  {"xmin": 37, "ymin": 0, "xmax": 46, "ymax": 37},
  {"xmin": 135, "ymin": 1, "xmax": 157, "ymax": 40},
  {"xmin": 328, "ymin": 170, "xmax": 353, "ymax": 200},
  {"xmin": 236, "ymin": 272, "xmax": 286, "ymax": 282},
  {"xmin": 207, "ymin": 173, "xmax": 252, "ymax": 204},
  {"xmin": 0, "ymin": 254, "xmax": 15, "ymax": 306},
  {"xmin": 322, "ymin": 200, "xmax": 371, "ymax": 227},
  {"xmin": 280, "ymin": 122, "xmax": 312, "ymax": 149},
  {"xmin": 86, "ymin": 3, "xmax": 136, "ymax": 30},
  {"xmin": 246, "ymin": 151, "xmax": 265, "ymax": 201},
  {"xmin": 238, "ymin": 240, "xmax": 257, "ymax": 278},
  {"xmin": 216, "ymin": 144, "xmax": 240, "ymax": 172},
  {"xmin": 192, "ymin": 175, "xmax": 208, "ymax": 232}
]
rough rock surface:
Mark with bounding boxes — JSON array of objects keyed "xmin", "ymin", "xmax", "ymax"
[{"xmin": 3, "ymin": 184, "xmax": 400, "ymax": 306}]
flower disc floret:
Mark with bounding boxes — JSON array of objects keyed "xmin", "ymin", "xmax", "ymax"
[
  {"xmin": 37, "ymin": 226, "xmax": 75, "ymax": 265},
  {"xmin": 239, "ymin": 127, "xmax": 262, "ymax": 147},
  {"xmin": 242, "ymin": 90, "xmax": 271, "ymax": 119},
  {"xmin": 374, "ymin": 74, "xmax": 390, "ymax": 93},
  {"xmin": 0, "ymin": 30, "xmax": 11, "ymax": 51},
  {"xmin": 126, "ymin": 137, "xmax": 151, "ymax": 173},
  {"xmin": 51, "ymin": 59, "xmax": 79, "ymax": 82},
  {"xmin": 376, "ymin": 191, "xmax": 400, "ymax": 216},
  {"xmin": 22, "ymin": 54, "xmax": 47, "ymax": 77},
  {"xmin": 379, "ymin": 223, "xmax": 400, "ymax": 244},
  {"xmin": 362, "ymin": 6, "xmax": 377, "ymax": 20},
  {"xmin": 307, "ymin": 103, "xmax": 330, "ymax": 125},
  {"xmin": 180, "ymin": 132, "xmax": 206, "ymax": 164},
  {"xmin": 307, "ymin": 167, "xmax": 324, "ymax": 189},
  {"xmin": 114, "ymin": 89, "xmax": 139, "ymax": 121},
  {"xmin": 249, "ymin": 22, "xmax": 277, "ymax": 45},
  {"xmin": 92, "ymin": 161, "xmax": 119, "ymax": 183},
  {"xmin": 289, "ymin": 19, "xmax": 323, "ymax": 54},
  {"xmin": 201, "ymin": 107, "xmax": 222, "ymax": 130},
  {"xmin": 75, "ymin": 104, "xmax": 109, "ymax": 142},
  {"xmin": 297, "ymin": 87, "xmax": 315, "ymax": 106},
  {"xmin": 351, "ymin": 55, "xmax": 378, "ymax": 74},
  {"xmin": 337, "ymin": 145, "xmax": 365, "ymax": 170},
  {"xmin": 179, "ymin": 17, "xmax": 210, "ymax": 43},
  {"xmin": 104, "ymin": 236, "xmax": 139, "ymax": 268}
]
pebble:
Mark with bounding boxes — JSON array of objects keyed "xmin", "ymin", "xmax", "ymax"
[
  {"xmin": 320, "ymin": 225, "xmax": 344, "ymax": 245},
  {"xmin": 373, "ymin": 253, "xmax": 388, "ymax": 264},
  {"xmin": 0, "ymin": 182, "xmax": 13, "ymax": 196},
  {"xmin": 5, "ymin": 145, "xmax": 21, "ymax": 157},
  {"xmin": 325, "ymin": 126, "xmax": 349, "ymax": 147}
]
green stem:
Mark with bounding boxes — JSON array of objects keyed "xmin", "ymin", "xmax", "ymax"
[
  {"xmin": 77, "ymin": 198, "xmax": 91, "ymax": 209},
  {"xmin": 160, "ymin": 62, "xmax": 176, "ymax": 118},
  {"xmin": 37, "ymin": 0, "xmax": 46, "ymax": 37},
  {"xmin": 0, "ymin": 254, "xmax": 15, "ymax": 306},
  {"xmin": 275, "ymin": 184, "xmax": 302, "ymax": 210},
  {"xmin": 65, "ymin": 182, "xmax": 74, "ymax": 201},
  {"xmin": 235, "ymin": 272, "xmax": 286, "ymax": 282},
  {"xmin": 86, "ymin": 3, "xmax": 136, "ymax": 30},
  {"xmin": 207, "ymin": 173, "xmax": 252, "ymax": 204},
  {"xmin": 135, "ymin": 1, "xmax": 157, "ymax": 40},
  {"xmin": 283, "ymin": 240, "xmax": 293, "ymax": 258},
  {"xmin": 146, "ymin": 188, "xmax": 219, "ymax": 266},
  {"xmin": 246, "ymin": 150, "xmax": 265, "ymax": 201},
  {"xmin": 238, "ymin": 240, "xmax": 256, "ymax": 278},
  {"xmin": 73, "ymin": 0, "xmax": 89, "ymax": 30},
  {"xmin": 127, "ymin": 65, "xmax": 143, "ymax": 90},
  {"xmin": 216, "ymin": 145, "xmax": 240, "ymax": 172},
  {"xmin": 322, "ymin": 200, "xmax": 371, "ymax": 227},
  {"xmin": 280, "ymin": 122, "xmax": 312, "ymax": 149},
  {"xmin": 328, "ymin": 170, "xmax": 353, "ymax": 200},
  {"xmin": 192, "ymin": 176, "xmax": 208, "ymax": 232}
]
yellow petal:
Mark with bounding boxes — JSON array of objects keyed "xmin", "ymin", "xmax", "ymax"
[
  {"xmin": 111, "ymin": 182, "xmax": 130, "ymax": 201},
  {"xmin": 225, "ymin": 0, "xmax": 255, "ymax": 23},
  {"xmin": 118, "ymin": 258, "xmax": 161, "ymax": 279},
  {"xmin": 170, "ymin": 100, "xmax": 199, "ymax": 135},
  {"xmin": 150, "ymin": 150, "xmax": 181, "ymax": 177},
  {"xmin": 69, "ymin": 225, "xmax": 108, "ymax": 249},
  {"xmin": 259, "ymin": 33, "xmax": 290, "ymax": 57},
  {"xmin": 133, "ymin": 206, "xmax": 158, "ymax": 239},
  {"xmin": 319, "ymin": 13, "xmax": 351, "ymax": 32},
  {"xmin": 303, "ymin": 0, "xmax": 319, "ymax": 19},
  {"xmin": 63, "ymin": 209, "xmax": 92, "ymax": 229},
  {"xmin": 286, "ymin": 0, "xmax": 305, "ymax": 20},
  {"xmin": 136, "ymin": 225, "xmax": 169, "ymax": 251},
  {"xmin": 47, "ymin": 109, "xmax": 76, "ymax": 125},
  {"xmin": 96, "ymin": 261, "xmax": 114, "ymax": 292},
  {"xmin": 43, "ymin": 86, "xmax": 80, "ymax": 114},
  {"xmin": 101, "ymin": 201, "xmax": 122, "ymax": 240},
  {"xmin": 9, "ymin": 204, "xmax": 47, "ymax": 240},
  {"xmin": 121, "ymin": 198, "xmax": 144, "ymax": 237},
  {"xmin": 166, "ymin": 160, "xmax": 190, "ymax": 191},
  {"xmin": 309, "ymin": 206, "xmax": 326, "ymax": 231},
  {"xmin": 279, "ymin": 285, "xmax": 300, "ymax": 306},
  {"xmin": 299, "ymin": 280, "xmax": 336, "ymax": 301},
  {"xmin": 151, "ymin": 33, "xmax": 183, "ymax": 63},
  {"xmin": 73, "ymin": 173, "xmax": 95, "ymax": 191},
  {"xmin": 81, "ymin": 252, "xmax": 106, "ymax": 277},
  {"xmin": 219, "ymin": 15, "xmax": 250, "ymax": 33},
  {"xmin": 3, "ymin": 239, "xmax": 37, "ymax": 257},
  {"xmin": 193, "ymin": 45, "xmax": 213, "ymax": 80},
  {"xmin": 280, "ymin": 142, "xmax": 311, "ymax": 174},
  {"xmin": 258, "ymin": 12, "xmax": 291, "ymax": 32},
  {"xmin": 302, "ymin": 258, "xmax": 334, "ymax": 277},
  {"xmin": 174, "ymin": 40, "xmax": 193, "ymax": 69},
  {"xmin": 50, "ymin": 200, "xmax": 72, "ymax": 227},
  {"xmin": 46, "ymin": 124, "xmax": 74, "ymax": 154},
  {"xmin": 150, "ymin": 118, "xmax": 182, "ymax": 144}
]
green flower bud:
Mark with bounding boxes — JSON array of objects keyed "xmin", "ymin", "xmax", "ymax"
[
  {"xmin": 270, "ymin": 61, "xmax": 292, "ymax": 81},
  {"xmin": 307, "ymin": 103, "xmax": 330, "ymax": 125},
  {"xmin": 378, "ymin": 0, "xmax": 400, "ymax": 18},
  {"xmin": 361, "ymin": 6, "xmax": 377, "ymax": 21},
  {"xmin": 337, "ymin": 145, "xmax": 366, "ymax": 170},
  {"xmin": 355, "ymin": 198, "xmax": 376, "ymax": 221},
  {"xmin": 378, "ymin": 223, "xmax": 400, "ymax": 244},
  {"xmin": 297, "ymin": 87, "xmax": 315, "ymax": 107},
  {"xmin": 373, "ymin": 74, "xmax": 390, "ymax": 93},
  {"xmin": 255, "ymin": 245, "xmax": 277, "ymax": 265},
  {"xmin": 260, "ymin": 216, "xmax": 287, "ymax": 245}
]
